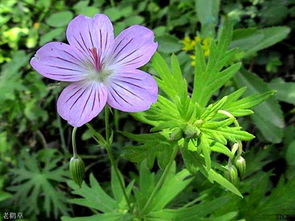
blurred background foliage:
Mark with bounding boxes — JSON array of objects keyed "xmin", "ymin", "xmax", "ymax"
[{"xmin": 0, "ymin": 0, "xmax": 294, "ymax": 220}]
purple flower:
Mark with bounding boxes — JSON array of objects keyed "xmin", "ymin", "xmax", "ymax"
[{"xmin": 30, "ymin": 14, "xmax": 158, "ymax": 127}]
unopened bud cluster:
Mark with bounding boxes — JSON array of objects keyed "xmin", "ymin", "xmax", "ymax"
[
  {"xmin": 169, "ymin": 124, "xmax": 201, "ymax": 141},
  {"xmin": 224, "ymin": 142, "xmax": 247, "ymax": 185}
]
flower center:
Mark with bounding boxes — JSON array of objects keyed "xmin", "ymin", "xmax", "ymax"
[
  {"xmin": 86, "ymin": 48, "xmax": 112, "ymax": 82},
  {"xmin": 89, "ymin": 48, "xmax": 102, "ymax": 72}
]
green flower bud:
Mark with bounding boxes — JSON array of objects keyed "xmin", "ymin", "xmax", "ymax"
[
  {"xmin": 231, "ymin": 143, "xmax": 239, "ymax": 154},
  {"xmin": 184, "ymin": 124, "xmax": 200, "ymax": 139},
  {"xmin": 169, "ymin": 127, "xmax": 183, "ymax": 141},
  {"xmin": 69, "ymin": 156, "xmax": 85, "ymax": 187},
  {"xmin": 234, "ymin": 156, "xmax": 246, "ymax": 177},
  {"xmin": 225, "ymin": 164, "xmax": 239, "ymax": 185}
]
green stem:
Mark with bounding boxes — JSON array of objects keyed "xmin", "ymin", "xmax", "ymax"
[
  {"xmin": 36, "ymin": 130, "xmax": 47, "ymax": 149},
  {"xmin": 57, "ymin": 113, "xmax": 67, "ymax": 154},
  {"xmin": 181, "ymin": 194, "xmax": 207, "ymax": 209},
  {"xmin": 110, "ymin": 0, "xmax": 115, "ymax": 7},
  {"xmin": 104, "ymin": 107, "xmax": 132, "ymax": 211},
  {"xmin": 141, "ymin": 145, "xmax": 178, "ymax": 215},
  {"xmin": 72, "ymin": 127, "xmax": 78, "ymax": 157}
]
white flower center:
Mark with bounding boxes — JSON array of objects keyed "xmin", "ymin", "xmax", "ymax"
[{"xmin": 87, "ymin": 67, "xmax": 112, "ymax": 82}]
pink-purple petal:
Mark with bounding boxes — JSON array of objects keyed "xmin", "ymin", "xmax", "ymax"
[
  {"xmin": 30, "ymin": 42, "xmax": 88, "ymax": 82},
  {"xmin": 106, "ymin": 70, "xmax": 158, "ymax": 112},
  {"xmin": 66, "ymin": 14, "xmax": 114, "ymax": 62},
  {"xmin": 57, "ymin": 82, "xmax": 107, "ymax": 127},
  {"xmin": 109, "ymin": 25, "xmax": 158, "ymax": 70}
]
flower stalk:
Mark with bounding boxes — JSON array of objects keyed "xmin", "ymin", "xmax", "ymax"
[{"xmin": 71, "ymin": 127, "xmax": 78, "ymax": 158}]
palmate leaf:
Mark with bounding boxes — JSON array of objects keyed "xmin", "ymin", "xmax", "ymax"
[
  {"xmin": 7, "ymin": 149, "xmax": 69, "ymax": 218},
  {"xmin": 63, "ymin": 172, "xmax": 134, "ymax": 221},
  {"xmin": 192, "ymin": 19, "xmax": 241, "ymax": 107},
  {"xmin": 64, "ymin": 161, "xmax": 194, "ymax": 221},
  {"xmin": 122, "ymin": 132, "xmax": 173, "ymax": 169},
  {"xmin": 131, "ymin": 20, "xmax": 274, "ymax": 198},
  {"xmin": 134, "ymin": 161, "xmax": 194, "ymax": 216},
  {"xmin": 145, "ymin": 164, "xmax": 193, "ymax": 213}
]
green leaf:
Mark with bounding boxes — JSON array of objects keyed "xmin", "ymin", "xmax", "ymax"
[
  {"xmin": 0, "ymin": 191, "xmax": 11, "ymax": 202},
  {"xmin": 73, "ymin": 1, "xmax": 99, "ymax": 17},
  {"xmin": 149, "ymin": 196, "xmax": 232, "ymax": 220},
  {"xmin": 286, "ymin": 141, "xmax": 295, "ymax": 166},
  {"xmin": 46, "ymin": 11, "xmax": 73, "ymax": 27},
  {"xmin": 181, "ymin": 145, "xmax": 207, "ymax": 175},
  {"xmin": 202, "ymin": 127, "xmax": 255, "ymax": 143},
  {"xmin": 124, "ymin": 15, "xmax": 144, "ymax": 26},
  {"xmin": 8, "ymin": 149, "xmax": 69, "ymax": 218},
  {"xmin": 62, "ymin": 213, "xmax": 131, "ymax": 221},
  {"xmin": 208, "ymin": 169, "xmax": 242, "ymax": 197},
  {"xmin": 40, "ymin": 28, "xmax": 64, "ymax": 45},
  {"xmin": 86, "ymin": 123, "xmax": 106, "ymax": 146},
  {"xmin": 199, "ymin": 135, "xmax": 211, "ymax": 170},
  {"xmin": 231, "ymin": 27, "xmax": 290, "ymax": 58},
  {"xmin": 210, "ymin": 141, "xmax": 234, "ymax": 159},
  {"xmin": 269, "ymin": 78, "xmax": 295, "ymax": 105},
  {"xmin": 145, "ymin": 164, "xmax": 193, "ymax": 212},
  {"xmin": 192, "ymin": 21, "xmax": 240, "ymax": 106},
  {"xmin": 111, "ymin": 167, "xmax": 125, "ymax": 202},
  {"xmin": 122, "ymin": 132, "xmax": 172, "ymax": 169},
  {"xmin": 222, "ymin": 90, "xmax": 275, "ymax": 117},
  {"xmin": 104, "ymin": 8, "xmax": 123, "ymax": 21},
  {"xmin": 234, "ymin": 69, "xmax": 284, "ymax": 143},
  {"xmin": 157, "ymin": 35, "xmax": 182, "ymax": 53},
  {"xmin": 201, "ymin": 96, "xmax": 228, "ymax": 121},
  {"xmin": 195, "ymin": 0, "xmax": 220, "ymax": 36},
  {"xmin": 68, "ymin": 174, "xmax": 117, "ymax": 212}
]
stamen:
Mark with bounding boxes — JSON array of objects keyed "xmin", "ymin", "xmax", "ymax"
[{"xmin": 89, "ymin": 48, "xmax": 102, "ymax": 71}]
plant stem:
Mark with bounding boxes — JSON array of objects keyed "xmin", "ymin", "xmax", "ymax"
[
  {"xmin": 72, "ymin": 127, "xmax": 78, "ymax": 157},
  {"xmin": 141, "ymin": 145, "xmax": 178, "ymax": 215},
  {"xmin": 57, "ymin": 112, "xmax": 67, "ymax": 154},
  {"xmin": 104, "ymin": 107, "xmax": 132, "ymax": 211},
  {"xmin": 36, "ymin": 130, "xmax": 47, "ymax": 149},
  {"xmin": 110, "ymin": 0, "xmax": 115, "ymax": 7}
]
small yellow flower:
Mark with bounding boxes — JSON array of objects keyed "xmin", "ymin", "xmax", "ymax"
[
  {"xmin": 190, "ymin": 55, "xmax": 196, "ymax": 66},
  {"xmin": 194, "ymin": 36, "xmax": 202, "ymax": 43},
  {"xmin": 182, "ymin": 36, "xmax": 196, "ymax": 51},
  {"xmin": 202, "ymin": 37, "xmax": 211, "ymax": 47},
  {"xmin": 33, "ymin": 22, "xmax": 40, "ymax": 29},
  {"xmin": 183, "ymin": 35, "xmax": 211, "ymax": 67},
  {"xmin": 202, "ymin": 37, "xmax": 211, "ymax": 57}
]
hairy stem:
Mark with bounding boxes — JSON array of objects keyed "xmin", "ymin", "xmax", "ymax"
[
  {"xmin": 72, "ymin": 127, "xmax": 78, "ymax": 157},
  {"xmin": 104, "ymin": 107, "xmax": 132, "ymax": 211}
]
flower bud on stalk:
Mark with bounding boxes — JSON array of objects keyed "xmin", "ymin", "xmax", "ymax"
[
  {"xmin": 234, "ymin": 156, "xmax": 246, "ymax": 177},
  {"xmin": 184, "ymin": 124, "xmax": 200, "ymax": 139},
  {"xmin": 69, "ymin": 156, "xmax": 85, "ymax": 187},
  {"xmin": 169, "ymin": 127, "xmax": 183, "ymax": 141},
  {"xmin": 225, "ymin": 164, "xmax": 239, "ymax": 185}
]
